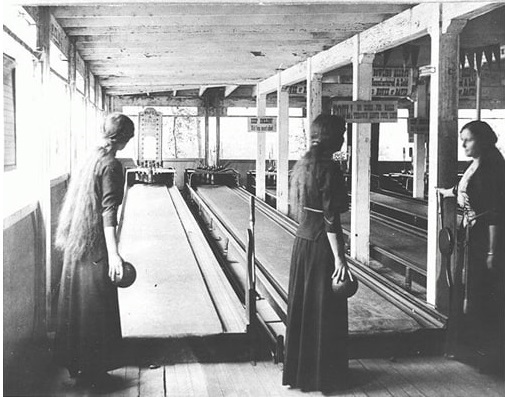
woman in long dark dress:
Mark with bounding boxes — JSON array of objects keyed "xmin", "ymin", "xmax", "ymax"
[
  {"xmin": 439, "ymin": 120, "xmax": 505, "ymax": 376},
  {"xmin": 283, "ymin": 114, "xmax": 352, "ymax": 392},
  {"xmin": 54, "ymin": 113, "xmax": 134, "ymax": 385}
]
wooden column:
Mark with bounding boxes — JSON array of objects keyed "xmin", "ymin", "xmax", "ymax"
[
  {"xmin": 413, "ymin": 81, "xmax": 428, "ymax": 199},
  {"xmin": 216, "ymin": 110, "xmax": 221, "ymax": 165},
  {"xmin": 350, "ymin": 36, "xmax": 374, "ymax": 264},
  {"xmin": 68, "ymin": 38, "xmax": 77, "ymax": 172},
  {"xmin": 306, "ymin": 57, "xmax": 323, "ymax": 149},
  {"xmin": 256, "ymin": 91, "xmax": 267, "ymax": 201},
  {"xmin": 475, "ymin": 71, "xmax": 482, "ymax": 120},
  {"xmin": 427, "ymin": 17, "xmax": 466, "ymax": 310},
  {"xmin": 276, "ymin": 74, "xmax": 290, "ymax": 215},
  {"xmin": 36, "ymin": 6, "xmax": 52, "ymax": 330},
  {"xmin": 84, "ymin": 64, "xmax": 93, "ymax": 148},
  {"xmin": 204, "ymin": 99, "xmax": 210, "ymax": 166}
]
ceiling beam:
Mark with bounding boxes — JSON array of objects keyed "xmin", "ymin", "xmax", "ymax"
[
  {"xmin": 224, "ymin": 85, "xmax": 239, "ymax": 98},
  {"xmin": 258, "ymin": 2, "xmax": 502, "ymax": 94},
  {"xmin": 15, "ymin": 0, "xmax": 419, "ymax": 4},
  {"xmin": 74, "ymin": 32, "xmax": 346, "ymax": 44},
  {"xmin": 86, "ymin": 56, "xmax": 304, "ymax": 67},
  {"xmin": 57, "ymin": 14, "xmax": 391, "ymax": 28},
  {"xmin": 111, "ymin": 95, "xmax": 203, "ymax": 109},
  {"xmin": 75, "ymin": 38, "xmax": 335, "ymax": 50},
  {"xmin": 100, "ymin": 77, "xmax": 260, "ymax": 87},
  {"xmin": 111, "ymin": 94, "xmax": 307, "ymax": 110},
  {"xmin": 79, "ymin": 50, "xmax": 315, "ymax": 63},
  {"xmin": 50, "ymin": 4, "xmax": 410, "ymax": 18},
  {"xmin": 64, "ymin": 24, "xmax": 371, "ymax": 37},
  {"xmin": 198, "ymin": 86, "xmax": 209, "ymax": 97}
]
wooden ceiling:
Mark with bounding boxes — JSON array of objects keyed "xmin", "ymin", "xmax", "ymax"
[{"xmin": 43, "ymin": 1, "xmax": 414, "ymax": 96}]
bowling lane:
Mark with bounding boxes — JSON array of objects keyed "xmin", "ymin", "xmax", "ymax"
[
  {"xmin": 267, "ymin": 187, "xmax": 427, "ymax": 273},
  {"xmin": 196, "ymin": 185, "xmax": 422, "ymax": 334},
  {"xmin": 340, "ymin": 212, "xmax": 426, "ymax": 273},
  {"xmin": 118, "ymin": 185, "xmax": 223, "ymax": 337},
  {"xmin": 371, "ymin": 191, "xmax": 427, "ymax": 219}
]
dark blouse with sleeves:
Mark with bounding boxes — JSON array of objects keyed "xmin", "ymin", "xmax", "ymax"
[
  {"xmin": 97, "ymin": 155, "xmax": 125, "ymax": 228},
  {"xmin": 467, "ymin": 149, "xmax": 505, "ymax": 227},
  {"xmin": 296, "ymin": 157, "xmax": 349, "ymax": 240}
]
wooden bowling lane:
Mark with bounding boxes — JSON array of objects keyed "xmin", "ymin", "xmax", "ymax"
[
  {"xmin": 265, "ymin": 187, "xmax": 428, "ymax": 275},
  {"xmin": 195, "ymin": 185, "xmax": 424, "ymax": 335},
  {"xmin": 117, "ymin": 185, "xmax": 223, "ymax": 337},
  {"xmin": 371, "ymin": 191, "xmax": 427, "ymax": 219}
]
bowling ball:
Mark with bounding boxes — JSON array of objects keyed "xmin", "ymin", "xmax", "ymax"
[
  {"xmin": 331, "ymin": 274, "xmax": 358, "ymax": 298},
  {"xmin": 113, "ymin": 261, "xmax": 137, "ymax": 288}
]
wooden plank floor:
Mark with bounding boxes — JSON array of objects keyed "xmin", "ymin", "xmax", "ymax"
[
  {"xmin": 6, "ymin": 336, "xmax": 504, "ymax": 397},
  {"xmin": 41, "ymin": 345, "xmax": 504, "ymax": 397}
]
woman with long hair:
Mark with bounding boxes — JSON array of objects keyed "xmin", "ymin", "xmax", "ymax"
[
  {"xmin": 54, "ymin": 112, "xmax": 134, "ymax": 386},
  {"xmin": 438, "ymin": 120, "xmax": 505, "ymax": 376},
  {"xmin": 283, "ymin": 114, "xmax": 352, "ymax": 392}
]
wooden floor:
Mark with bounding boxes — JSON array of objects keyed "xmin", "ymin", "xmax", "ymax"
[
  {"xmin": 13, "ymin": 335, "xmax": 500, "ymax": 397},
  {"xmin": 45, "ymin": 356, "xmax": 505, "ymax": 397}
]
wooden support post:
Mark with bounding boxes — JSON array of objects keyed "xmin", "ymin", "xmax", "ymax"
[
  {"xmin": 276, "ymin": 74, "xmax": 290, "ymax": 215},
  {"xmin": 246, "ymin": 197, "xmax": 257, "ymax": 364},
  {"xmin": 350, "ymin": 36, "xmax": 374, "ymax": 264},
  {"xmin": 413, "ymin": 81, "xmax": 428, "ymax": 199},
  {"xmin": 68, "ymin": 38, "xmax": 77, "ymax": 172},
  {"xmin": 216, "ymin": 110, "xmax": 221, "ymax": 165},
  {"xmin": 37, "ymin": 6, "xmax": 52, "ymax": 331},
  {"xmin": 204, "ymin": 100, "xmax": 210, "ymax": 166},
  {"xmin": 475, "ymin": 71, "xmax": 481, "ymax": 120},
  {"xmin": 256, "ymin": 90, "xmax": 267, "ymax": 201},
  {"xmin": 427, "ymin": 16, "xmax": 466, "ymax": 310},
  {"xmin": 203, "ymin": 91, "xmax": 221, "ymax": 167},
  {"xmin": 84, "ymin": 64, "xmax": 94, "ymax": 148},
  {"xmin": 413, "ymin": 134, "xmax": 427, "ymax": 199},
  {"xmin": 306, "ymin": 57, "xmax": 322, "ymax": 150}
]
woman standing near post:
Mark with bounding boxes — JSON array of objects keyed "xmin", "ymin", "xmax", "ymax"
[
  {"xmin": 438, "ymin": 120, "xmax": 505, "ymax": 376},
  {"xmin": 54, "ymin": 113, "xmax": 134, "ymax": 386},
  {"xmin": 283, "ymin": 114, "xmax": 352, "ymax": 392}
]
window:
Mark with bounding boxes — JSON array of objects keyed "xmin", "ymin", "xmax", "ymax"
[
  {"xmin": 49, "ymin": 72, "xmax": 70, "ymax": 177},
  {"xmin": 4, "ymin": 54, "xmax": 17, "ymax": 170},
  {"xmin": 221, "ymin": 107, "xmax": 307, "ymax": 160},
  {"xmin": 162, "ymin": 114, "xmax": 203, "ymax": 158},
  {"xmin": 378, "ymin": 109, "xmax": 410, "ymax": 161},
  {"xmin": 123, "ymin": 106, "xmax": 204, "ymax": 159}
]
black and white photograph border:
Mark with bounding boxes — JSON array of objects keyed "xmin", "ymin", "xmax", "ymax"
[{"xmin": 3, "ymin": 1, "xmax": 505, "ymax": 396}]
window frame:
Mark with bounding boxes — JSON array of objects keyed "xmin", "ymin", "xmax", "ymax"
[{"xmin": 4, "ymin": 53, "xmax": 17, "ymax": 171}]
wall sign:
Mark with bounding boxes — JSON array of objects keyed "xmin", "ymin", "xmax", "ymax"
[
  {"xmin": 248, "ymin": 117, "xmax": 277, "ymax": 132},
  {"xmin": 460, "ymin": 68, "xmax": 477, "ymax": 99},
  {"xmin": 371, "ymin": 68, "xmax": 412, "ymax": 98},
  {"xmin": 332, "ymin": 101, "xmax": 398, "ymax": 123},
  {"xmin": 408, "ymin": 118, "xmax": 430, "ymax": 135},
  {"xmin": 288, "ymin": 67, "xmax": 413, "ymax": 98}
]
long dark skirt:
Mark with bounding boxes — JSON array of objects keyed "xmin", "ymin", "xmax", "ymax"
[
  {"xmin": 446, "ymin": 222, "xmax": 505, "ymax": 374},
  {"xmin": 282, "ymin": 236, "xmax": 348, "ymax": 392},
  {"xmin": 54, "ymin": 254, "xmax": 122, "ymax": 376}
]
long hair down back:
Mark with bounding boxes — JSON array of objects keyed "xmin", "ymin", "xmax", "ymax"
[
  {"xmin": 55, "ymin": 147, "xmax": 112, "ymax": 262},
  {"xmin": 55, "ymin": 113, "xmax": 134, "ymax": 262},
  {"xmin": 290, "ymin": 115, "xmax": 346, "ymax": 219}
]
